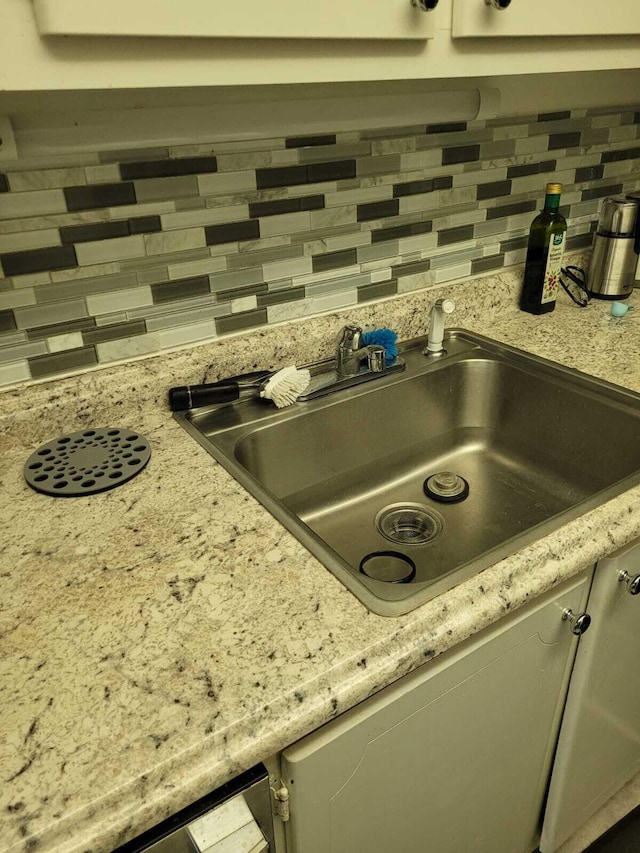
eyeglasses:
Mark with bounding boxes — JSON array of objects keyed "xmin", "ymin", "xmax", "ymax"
[{"xmin": 560, "ymin": 265, "xmax": 589, "ymax": 308}]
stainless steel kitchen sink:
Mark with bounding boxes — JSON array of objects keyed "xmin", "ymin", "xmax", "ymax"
[{"xmin": 175, "ymin": 330, "xmax": 640, "ymax": 616}]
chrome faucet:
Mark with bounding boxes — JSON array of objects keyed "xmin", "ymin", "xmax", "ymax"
[
  {"xmin": 336, "ymin": 325, "xmax": 386, "ymax": 376},
  {"xmin": 424, "ymin": 298, "xmax": 455, "ymax": 357}
]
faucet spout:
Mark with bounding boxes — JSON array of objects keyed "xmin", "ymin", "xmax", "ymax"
[{"xmin": 424, "ymin": 298, "xmax": 455, "ymax": 357}]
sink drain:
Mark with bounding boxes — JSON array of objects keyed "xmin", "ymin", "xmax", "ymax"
[
  {"xmin": 375, "ymin": 503, "xmax": 443, "ymax": 546},
  {"xmin": 424, "ymin": 471, "xmax": 469, "ymax": 503}
]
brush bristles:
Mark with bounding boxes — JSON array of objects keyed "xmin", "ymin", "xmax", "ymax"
[{"xmin": 260, "ymin": 366, "xmax": 311, "ymax": 408}]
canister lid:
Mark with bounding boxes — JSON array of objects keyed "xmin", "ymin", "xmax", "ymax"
[{"xmin": 597, "ymin": 195, "xmax": 640, "ymax": 237}]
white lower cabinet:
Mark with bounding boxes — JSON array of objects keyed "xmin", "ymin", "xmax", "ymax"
[
  {"xmin": 280, "ymin": 571, "xmax": 592, "ymax": 853},
  {"xmin": 540, "ymin": 539, "xmax": 640, "ymax": 852}
]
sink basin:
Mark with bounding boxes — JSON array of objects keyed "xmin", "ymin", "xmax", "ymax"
[{"xmin": 176, "ymin": 330, "xmax": 640, "ymax": 615}]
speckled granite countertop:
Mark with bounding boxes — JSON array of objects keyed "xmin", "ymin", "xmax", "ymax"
[{"xmin": 1, "ymin": 264, "xmax": 639, "ymax": 853}]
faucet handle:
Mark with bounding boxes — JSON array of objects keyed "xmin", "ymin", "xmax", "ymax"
[{"xmin": 338, "ymin": 325, "xmax": 363, "ymax": 350}]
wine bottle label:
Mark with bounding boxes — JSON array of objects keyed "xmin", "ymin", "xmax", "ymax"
[{"xmin": 541, "ymin": 231, "xmax": 566, "ymax": 304}]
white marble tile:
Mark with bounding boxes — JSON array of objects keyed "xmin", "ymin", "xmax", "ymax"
[
  {"xmin": 160, "ymin": 206, "xmax": 249, "ymax": 231},
  {"xmin": 262, "ymin": 257, "xmax": 312, "ymax": 282},
  {"xmin": 144, "ymin": 228, "xmax": 206, "ymax": 257},
  {"xmin": 47, "ymin": 332, "xmax": 85, "ymax": 353},
  {"xmin": 8, "ymin": 168, "xmax": 86, "ymax": 191},
  {"xmin": 0, "ymin": 358, "xmax": 30, "ymax": 385},
  {"xmin": 0, "ymin": 228, "xmax": 60, "ymax": 254},
  {"xmin": 0, "ymin": 189, "xmax": 67, "ymax": 220}
]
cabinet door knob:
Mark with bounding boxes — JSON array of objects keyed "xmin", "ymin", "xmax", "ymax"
[
  {"xmin": 411, "ymin": 0, "xmax": 439, "ymax": 10},
  {"xmin": 562, "ymin": 609, "xmax": 592, "ymax": 636},
  {"xmin": 484, "ymin": 0, "xmax": 512, "ymax": 8},
  {"xmin": 618, "ymin": 570, "xmax": 640, "ymax": 595}
]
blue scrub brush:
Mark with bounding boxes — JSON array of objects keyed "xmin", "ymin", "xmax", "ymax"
[{"xmin": 361, "ymin": 328, "xmax": 398, "ymax": 361}]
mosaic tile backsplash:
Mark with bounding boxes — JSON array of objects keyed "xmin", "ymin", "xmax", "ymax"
[{"xmin": 1, "ymin": 105, "xmax": 640, "ymax": 390}]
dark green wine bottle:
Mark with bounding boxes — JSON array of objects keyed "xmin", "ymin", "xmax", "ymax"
[{"xmin": 519, "ymin": 182, "xmax": 567, "ymax": 315}]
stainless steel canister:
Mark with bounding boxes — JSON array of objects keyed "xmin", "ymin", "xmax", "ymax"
[{"xmin": 587, "ymin": 194, "xmax": 640, "ymax": 299}]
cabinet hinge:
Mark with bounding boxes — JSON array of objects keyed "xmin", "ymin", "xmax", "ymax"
[{"xmin": 271, "ymin": 782, "xmax": 290, "ymax": 822}]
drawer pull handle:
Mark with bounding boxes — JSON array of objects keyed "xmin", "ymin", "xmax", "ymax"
[
  {"xmin": 618, "ymin": 570, "xmax": 640, "ymax": 595},
  {"xmin": 562, "ymin": 609, "xmax": 592, "ymax": 636},
  {"xmin": 485, "ymin": 0, "xmax": 512, "ymax": 9},
  {"xmin": 411, "ymin": 0, "xmax": 439, "ymax": 10}
]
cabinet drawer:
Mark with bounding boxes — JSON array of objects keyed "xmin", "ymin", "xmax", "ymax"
[
  {"xmin": 33, "ymin": 0, "xmax": 435, "ymax": 40},
  {"xmin": 452, "ymin": 0, "xmax": 640, "ymax": 38}
]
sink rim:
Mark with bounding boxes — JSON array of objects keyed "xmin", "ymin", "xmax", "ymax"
[{"xmin": 175, "ymin": 329, "xmax": 640, "ymax": 617}]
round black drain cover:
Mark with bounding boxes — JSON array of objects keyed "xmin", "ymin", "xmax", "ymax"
[
  {"xmin": 360, "ymin": 551, "xmax": 416, "ymax": 584},
  {"xmin": 24, "ymin": 427, "xmax": 151, "ymax": 497}
]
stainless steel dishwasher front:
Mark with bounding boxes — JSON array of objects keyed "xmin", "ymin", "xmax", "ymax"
[{"xmin": 113, "ymin": 763, "xmax": 274, "ymax": 853}]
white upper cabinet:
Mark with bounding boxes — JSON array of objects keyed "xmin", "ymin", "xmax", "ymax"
[
  {"xmin": 2, "ymin": 0, "xmax": 640, "ymax": 92},
  {"xmin": 32, "ymin": 0, "xmax": 436, "ymax": 40},
  {"xmin": 453, "ymin": 0, "xmax": 640, "ymax": 38}
]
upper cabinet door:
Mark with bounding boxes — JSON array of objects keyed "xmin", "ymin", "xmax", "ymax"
[
  {"xmin": 452, "ymin": 0, "xmax": 640, "ymax": 37},
  {"xmin": 32, "ymin": 0, "xmax": 435, "ymax": 40}
]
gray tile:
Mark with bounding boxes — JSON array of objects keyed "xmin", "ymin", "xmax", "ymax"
[
  {"xmin": 64, "ymin": 183, "xmax": 136, "ymax": 211},
  {"xmin": 26, "ymin": 317, "xmax": 96, "ymax": 341},
  {"xmin": 28, "ymin": 346, "xmax": 97, "ymax": 379},
  {"xmin": 100, "ymin": 147, "xmax": 169, "ymax": 164},
  {"xmin": 479, "ymin": 139, "xmax": 517, "ymax": 160},
  {"xmin": 357, "ymin": 279, "xmax": 398, "ymax": 302},
  {"xmin": 357, "ymin": 199, "xmax": 399, "ymax": 222},
  {"xmin": 82, "ymin": 320, "xmax": 147, "ymax": 346},
  {"xmin": 215, "ymin": 308, "xmax": 267, "ymax": 335},
  {"xmin": 476, "ymin": 180, "xmax": 512, "ymax": 201},
  {"xmin": 437, "ymin": 224, "xmax": 475, "ymax": 246},
  {"xmin": 134, "ymin": 175, "xmax": 199, "ymax": 202},
  {"xmin": 391, "ymin": 259, "xmax": 431, "ymax": 278},
  {"xmin": 356, "ymin": 154, "xmax": 401, "ymax": 177},
  {"xmin": 257, "ymin": 286, "xmax": 306, "ymax": 307},
  {"xmin": 442, "ymin": 145, "xmax": 481, "ymax": 166},
  {"xmin": 35, "ymin": 272, "xmax": 139, "ymax": 303},
  {"xmin": 215, "ymin": 283, "xmax": 269, "ymax": 302},
  {"xmin": 486, "ymin": 200, "xmax": 537, "ymax": 221},
  {"xmin": 298, "ymin": 142, "xmax": 370, "ymax": 164},
  {"xmin": 1, "ymin": 245, "xmax": 78, "ymax": 277},
  {"xmin": 305, "ymin": 272, "xmax": 371, "ymax": 297},
  {"xmin": 205, "ymin": 220, "xmax": 260, "ymax": 246},
  {"xmin": 121, "ymin": 156, "xmax": 217, "ymax": 180},
  {"xmin": 371, "ymin": 220, "xmax": 431, "ymax": 244},
  {"xmin": 285, "ymin": 134, "xmax": 337, "ymax": 148},
  {"xmin": 470, "ymin": 254, "xmax": 505, "ymax": 275},
  {"xmin": 499, "ymin": 235, "xmax": 528, "ymax": 253},
  {"xmin": 59, "ymin": 221, "xmax": 130, "ymax": 245},
  {"xmin": 0, "ymin": 309, "xmax": 16, "ymax": 332},
  {"xmin": 507, "ymin": 160, "xmax": 557, "ymax": 179},
  {"xmin": 151, "ymin": 274, "xmax": 211, "ymax": 305},
  {"xmin": 575, "ymin": 165, "xmax": 605, "ymax": 182},
  {"xmin": 15, "ymin": 298, "xmax": 88, "ymax": 330},
  {"xmin": 581, "ymin": 183, "xmax": 623, "ymax": 201},
  {"xmin": 312, "ymin": 248, "xmax": 358, "ymax": 273},
  {"xmin": 0, "ymin": 339, "xmax": 47, "ymax": 363},
  {"xmin": 581, "ymin": 128, "xmax": 611, "ymax": 147},
  {"xmin": 357, "ymin": 241, "xmax": 399, "ymax": 263},
  {"xmin": 210, "ymin": 267, "xmax": 264, "ymax": 293},
  {"xmin": 548, "ymin": 132, "xmax": 582, "ymax": 150}
]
